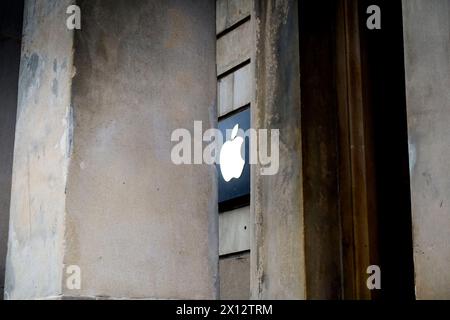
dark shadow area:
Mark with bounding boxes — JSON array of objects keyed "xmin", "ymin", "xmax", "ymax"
[
  {"xmin": 0, "ymin": 0, "xmax": 24, "ymax": 299},
  {"xmin": 298, "ymin": 0, "xmax": 414, "ymax": 299},
  {"xmin": 359, "ymin": 0, "xmax": 415, "ymax": 300},
  {"xmin": 299, "ymin": 0, "xmax": 342, "ymax": 299}
]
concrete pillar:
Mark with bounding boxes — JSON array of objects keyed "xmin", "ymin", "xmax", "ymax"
[
  {"xmin": 0, "ymin": 1, "xmax": 24, "ymax": 298},
  {"xmin": 402, "ymin": 0, "xmax": 450, "ymax": 299},
  {"xmin": 251, "ymin": 0, "xmax": 306, "ymax": 299},
  {"xmin": 6, "ymin": 0, "xmax": 217, "ymax": 299},
  {"xmin": 4, "ymin": 0, "xmax": 75, "ymax": 300}
]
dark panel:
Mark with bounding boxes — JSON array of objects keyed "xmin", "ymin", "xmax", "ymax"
[
  {"xmin": 218, "ymin": 107, "xmax": 250, "ymax": 208},
  {"xmin": 299, "ymin": 0, "xmax": 343, "ymax": 299},
  {"xmin": 359, "ymin": 0, "xmax": 415, "ymax": 300}
]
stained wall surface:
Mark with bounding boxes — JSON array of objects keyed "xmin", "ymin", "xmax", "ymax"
[
  {"xmin": 402, "ymin": 0, "xmax": 450, "ymax": 299},
  {"xmin": 0, "ymin": 0, "xmax": 24, "ymax": 299},
  {"xmin": 251, "ymin": 0, "xmax": 306, "ymax": 299},
  {"xmin": 5, "ymin": 0, "xmax": 75, "ymax": 299},
  {"xmin": 6, "ymin": 0, "xmax": 218, "ymax": 300}
]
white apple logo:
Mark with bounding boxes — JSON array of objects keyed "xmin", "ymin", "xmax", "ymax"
[{"xmin": 220, "ymin": 124, "xmax": 245, "ymax": 182}]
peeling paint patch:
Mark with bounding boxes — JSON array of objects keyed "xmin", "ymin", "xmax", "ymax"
[
  {"xmin": 27, "ymin": 53, "xmax": 40, "ymax": 77},
  {"xmin": 18, "ymin": 52, "xmax": 44, "ymax": 117},
  {"xmin": 68, "ymin": 104, "xmax": 74, "ymax": 157},
  {"xmin": 408, "ymin": 141, "xmax": 416, "ymax": 177},
  {"xmin": 60, "ymin": 104, "xmax": 74, "ymax": 158},
  {"xmin": 52, "ymin": 78, "xmax": 58, "ymax": 97}
]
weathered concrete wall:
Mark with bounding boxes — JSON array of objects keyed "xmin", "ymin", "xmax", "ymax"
[
  {"xmin": 402, "ymin": 0, "xmax": 450, "ymax": 299},
  {"xmin": 0, "ymin": 0, "xmax": 24, "ymax": 298},
  {"xmin": 63, "ymin": 0, "xmax": 218, "ymax": 299},
  {"xmin": 251, "ymin": 0, "xmax": 306, "ymax": 299},
  {"xmin": 5, "ymin": 0, "xmax": 75, "ymax": 299},
  {"xmin": 6, "ymin": 0, "xmax": 218, "ymax": 299}
]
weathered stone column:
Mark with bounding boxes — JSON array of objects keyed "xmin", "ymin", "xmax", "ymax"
[
  {"xmin": 5, "ymin": 0, "xmax": 75, "ymax": 300},
  {"xmin": 402, "ymin": 0, "xmax": 450, "ymax": 299},
  {"xmin": 251, "ymin": 0, "xmax": 306, "ymax": 299},
  {"xmin": 0, "ymin": 1, "xmax": 24, "ymax": 298},
  {"xmin": 6, "ymin": 0, "xmax": 218, "ymax": 299}
]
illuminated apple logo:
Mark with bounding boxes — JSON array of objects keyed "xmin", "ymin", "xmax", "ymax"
[{"xmin": 220, "ymin": 124, "xmax": 245, "ymax": 182}]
